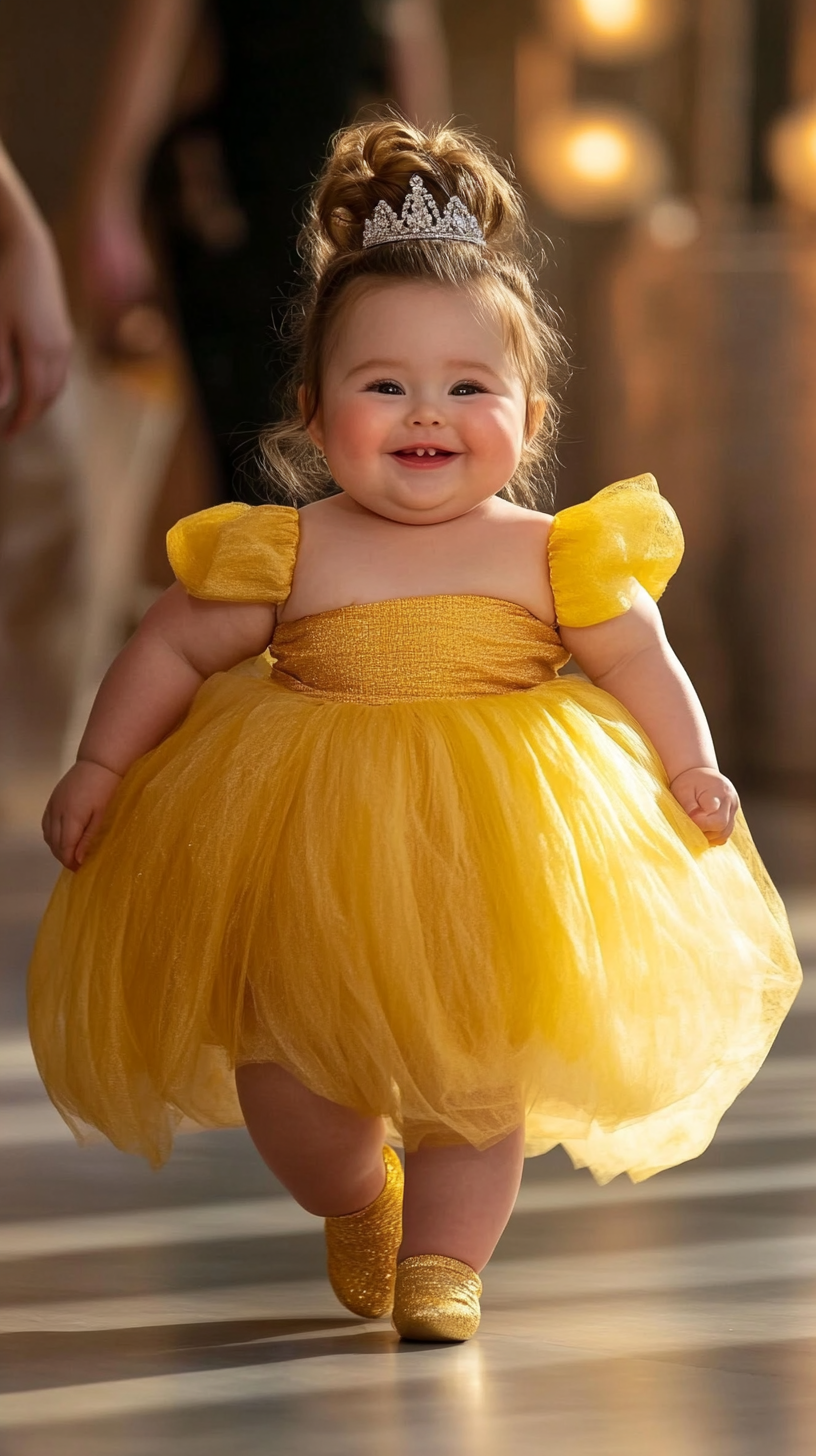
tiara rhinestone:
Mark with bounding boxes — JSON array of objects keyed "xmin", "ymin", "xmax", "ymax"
[{"xmin": 362, "ymin": 174, "xmax": 485, "ymax": 250}]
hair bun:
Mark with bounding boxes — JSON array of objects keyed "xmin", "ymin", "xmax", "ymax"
[{"xmin": 305, "ymin": 118, "xmax": 528, "ymax": 276}]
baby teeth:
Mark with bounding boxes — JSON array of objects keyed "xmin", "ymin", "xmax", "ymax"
[{"xmin": 412, "ymin": 448, "xmax": 436, "ymax": 457}]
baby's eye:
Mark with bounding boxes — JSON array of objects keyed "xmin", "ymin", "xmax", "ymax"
[
  {"xmin": 450, "ymin": 380, "xmax": 487, "ymax": 396},
  {"xmin": 366, "ymin": 380, "xmax": 404, "ymax": 395}
]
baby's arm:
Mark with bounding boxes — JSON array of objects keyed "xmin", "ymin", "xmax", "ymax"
[
  {"xmin": 43, "ymin": 584, "xmax": 275, "ymax": 870},
  {"xmin": 559, "ymin": 590, "xmax": 738, "ymax": 844}
]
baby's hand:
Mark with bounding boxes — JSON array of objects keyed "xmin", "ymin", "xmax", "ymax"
[
  {"xmin": 669, "ymin": 766, "xmax": 739, "ymax": 846},
  {"xmin": 42, "ymin": 760, "xmax": 123, "ymax": 871}
]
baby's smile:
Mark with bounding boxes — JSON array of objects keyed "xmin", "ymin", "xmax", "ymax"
[{"xmin": 392, "ymin": 444, "xmax": 459, "ymax": 469}]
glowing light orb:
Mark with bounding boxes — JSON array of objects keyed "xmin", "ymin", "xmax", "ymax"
[
  {"xmin": 580, "ymin": 0, "xmax": 644, "ymax": 35},
  {"xmin": 566, "ymin": 125, "xmax": 629, "ymax": 181},
  {"xmin": 523, "ymin": 106, "xmax": 670, "ymax": 221},
  {"xmin": 767, "ymin": 102, "xmax": 816, "ymax": 211},
  {"xmin": 547, "ymin": 0, "xmax": 684, "ymax": 63}
]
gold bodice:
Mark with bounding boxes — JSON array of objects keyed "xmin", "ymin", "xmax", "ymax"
[
  {"xmin": 166, "ymin": 475, "xmax": 685, "ymax": 703},
  {"xmin": 270, "ymin": 594, "xmax": 569, "ymax": 704}
]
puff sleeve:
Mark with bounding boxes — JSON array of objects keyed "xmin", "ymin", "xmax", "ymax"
[
  {"xmin": 547, "ymin": 474, "xmax": 683, "ymax": 629},
  {"xmin": 167, "ymin": 502, "xmax": 300, "ymax": 603}
]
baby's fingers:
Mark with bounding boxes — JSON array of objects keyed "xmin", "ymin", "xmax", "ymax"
[
  {"xmin": 56, "ymin": 812, "xmax": 92, "ymax": 871},
  {"xmin": 696, "ymin": 787, "xmax": 722, "ymax": 815},
  {"xmin": 41, "ymin": 802, "xmax": 69, "ymax": 863},
  {"xmin": 689, "ymin": 803, "xmax": 735, "ymax": 845},
  {"xmin": 75, "ymin": 810, "xmax": 104, "ymax": 868},
  {"xmin": 670, "ymin": 780, "xmax": 700, "ymax": 817},
  {"xmin": 671, "ymin": 769, "xmax": 739, "ymax": 845}
]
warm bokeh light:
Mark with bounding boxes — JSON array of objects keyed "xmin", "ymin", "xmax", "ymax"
[
  {"xmin": 581, "ymin": 0, "xmax": 645, "ymax": 35},
  {"xmin": 767, "ymin": 102, "xmax": 816, "ymax": 211},
  {"xmin": 523, "ymin": 106, "xmax": 670, "ymax": 220},
  {"xmin": 646, "ymin": 197, "xmax": 701, "ymax": 248},
  {"xmin": 566, "ymin": 125, "xmax": 629, "ymax": 181},
  {"xmin": 547, "ymin": 0, "xmax": 684, "ymax": 64}
]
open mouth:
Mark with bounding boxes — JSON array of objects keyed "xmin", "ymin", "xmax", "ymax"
[{"xmin": 392, "ymin": 447, "xmax": 458, "ymax": 467}]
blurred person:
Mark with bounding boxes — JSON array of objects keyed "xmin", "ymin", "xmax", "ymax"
[
  {"xmin": 77, "ymin": 0, "xmax": 451, "ymax": 501},
  {"xmin": 0, "ymin": 138, "xmax": 72, "ymax": 436},
  {"xmin": 0, "ymin": 135, "xmax": 76, "ymax": 827},
  {"xmin": 30, "ymin": 121, "xmax": 800, "ymax": 1346}
]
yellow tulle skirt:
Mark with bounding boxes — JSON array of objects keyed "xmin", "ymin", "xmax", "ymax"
[{"xmin": 28, "ymin": 659, "xmax": 801, "ymax": 1182}]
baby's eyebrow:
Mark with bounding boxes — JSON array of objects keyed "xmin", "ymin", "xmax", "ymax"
[
  {"xmin": 345, "ymin": 358, "xmax": 505, "ymax": 382},
  {"xmin": 446, "ymin": 359, "xmax": 505, "ymax": 383},
  {"xmin": 345, "ymin": 359, "xmax": 402, "ymax": 376}
]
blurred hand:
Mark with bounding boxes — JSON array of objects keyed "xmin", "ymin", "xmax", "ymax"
[
  {"xmin": 0, "ymin": 210, "xmax": 73, "ymax": 436},
  {"xmin": 42, "ymin": 760, "xmax": 123, "ymax": 871},
  {"xmin": 670, "ymin": 766, "xmax": 739, "ymax": 846},
  {"xmin": 78, "ymin": 189, "xmax": 156, "ymax": 337}
]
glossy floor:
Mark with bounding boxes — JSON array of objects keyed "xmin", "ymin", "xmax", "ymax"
[{"xmin": 2, "ymin": 834, "xmax": 815, "ymax": 1455}]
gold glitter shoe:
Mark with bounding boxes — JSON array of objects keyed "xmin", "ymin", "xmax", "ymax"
[
  {"xmin": 392, "ymin": 1254, "xmax": 482, "ymax": 1342},
  {"xmin": 325, "ymin": 1145, "xmax": 403, "ymax": 1318}
]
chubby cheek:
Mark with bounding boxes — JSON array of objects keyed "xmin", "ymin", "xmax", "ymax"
[
  {"xmin": 321, "ymin": 396, "xmax": 388, "ymax": 471},
  {"xmin": 459, "ymin": 397, "xmax": 525, "ymax": 478}
]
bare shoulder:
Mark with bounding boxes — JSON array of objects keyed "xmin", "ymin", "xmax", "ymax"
[
  {"xmin": 472, "ymin": 499, "xmax": 556, "ymax": 622},
  {"xmin": 484, "ymin": 497, "xmax": 554, "ymax": 545},
  {"xmin": 296, "ymin": 494, "xmax": 339, "ymax": 534},
  {"xmin": 297, "ymin": 495, "xmax": 342, "ymax": 520},
  {"xmin": 488, "ymin": 497, "xmax": 553, "ymax": 527},
  {"xmin": 296, "ymin": 493, "xmax": 362, "ymax": 546}
]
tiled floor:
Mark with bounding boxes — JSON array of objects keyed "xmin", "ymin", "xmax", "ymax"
[{"xmin": 2, "ymin": 832, "xmax": 815, "ymax": 1455}]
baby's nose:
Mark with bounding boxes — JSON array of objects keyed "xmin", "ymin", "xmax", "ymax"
[{"xmin": 411, "ymin": 401, "xmax": 444, "ymax": 426}]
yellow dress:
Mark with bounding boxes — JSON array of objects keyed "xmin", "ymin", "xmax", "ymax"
[{"xmin": 28, "ymin": 475, "xmax": 802, "ymax": 1181}]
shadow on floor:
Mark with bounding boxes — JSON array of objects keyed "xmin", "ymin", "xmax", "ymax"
[{"xmin": 0, "ymin": 1316, "xmax": 442, "ymax": 1393}]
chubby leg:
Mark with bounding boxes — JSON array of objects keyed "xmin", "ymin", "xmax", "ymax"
[
  {"xmin": 235, "ymin": 1061, "xmax": 387, "ymax": 1216},
  {"xmin": 393, "ymin": 1128, "xmax": 525, "ymax": 1341},
  {"xmin": 400, "ymin": 1126, "xmax": 526, "ymax": 1272},
  {"xmin": 236, "ymin": 1060, "xmax": 401, "ymax": 1319}
]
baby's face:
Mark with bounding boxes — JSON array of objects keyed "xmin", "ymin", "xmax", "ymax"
[{"xmin": 308, "ymin": 281, "xmax": 529, "ymax": 525}]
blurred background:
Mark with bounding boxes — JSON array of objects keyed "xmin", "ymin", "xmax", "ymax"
[{"xmin": 1, "ymin": 0, "xmax": 815, "ymax": 885}]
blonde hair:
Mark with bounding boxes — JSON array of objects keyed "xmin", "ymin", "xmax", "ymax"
[{"xmin": 261, "ymin": 118, "xmax": 568, "ymax": 509}]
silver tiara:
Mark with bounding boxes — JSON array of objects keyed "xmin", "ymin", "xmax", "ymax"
[{"xmin": 362, "ymin": 174, "xmax": 485, "ymax": 250}]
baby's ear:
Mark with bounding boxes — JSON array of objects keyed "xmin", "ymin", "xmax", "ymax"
[{"xmin": 525, "ymin": 397, "xmax": 547, "ymax": 442}]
